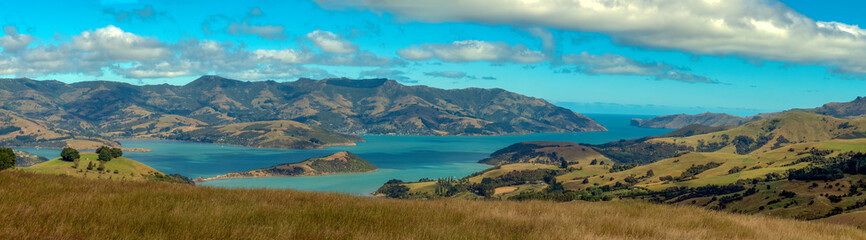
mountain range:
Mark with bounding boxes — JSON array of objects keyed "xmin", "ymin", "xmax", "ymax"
[{"xmin": 0, "ymin": 76, "xmax": 605, "ymax": 149}]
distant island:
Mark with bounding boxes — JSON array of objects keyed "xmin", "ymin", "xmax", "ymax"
[
  {"xmin": 196, "ymin": 151, "xmax": 376, "ymax": 182},
  {"xmin": 632, "ymin": 96, "xmax": 866, "ymax": 129}
]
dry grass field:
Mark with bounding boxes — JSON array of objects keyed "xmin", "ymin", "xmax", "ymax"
[{"xmin": 1, "ymin": 171, "xmax": 864, "ymax": 239}]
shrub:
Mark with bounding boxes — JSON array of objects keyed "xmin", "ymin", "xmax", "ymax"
[
  {"xmin": 0, "ymin": 148, "xmax": 14, "ymax": 170},
  {"xmin": 60, "ymin": 147, "xmax": 80, "ymax": 162}
]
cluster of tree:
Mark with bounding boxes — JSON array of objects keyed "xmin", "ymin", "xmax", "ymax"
[
  {"xmin": 732, "ymin": 135, "xmax": 772, "ymax": 154},
  {"xmin": 787, "ymin": 152, "xmax": 866, "ymax": 181},
  {"xmin": 609, "ymin": 163, "xmax": 638, "ymax": 173},
  {"xmin": 658, "ymin": 162, "xmax": 723, "ymax": 182},
  {"xmin": 375, "ymin": 179, "xmax": 410, "ymax": 198},
  {"xmin": 696, "ymin": 140, "xmax": 727, "ymax": 152},
  {"xmin": 60, "ymin": 147, "xmax": 80, "ymax": 162},
  {"xmin": 96, "ymin": 146, "xmax": 123, "ymax": 162},
  {"xmin": 592, "ymin": 141, "xmax": 693, "ymax": 164},
  {"xmin": 645, "ymin": 184, "xmax": 747, "ymax": 204},
  {"xmin": 0, "ymin": 147, "xmax": 15, "ymax": 170}
]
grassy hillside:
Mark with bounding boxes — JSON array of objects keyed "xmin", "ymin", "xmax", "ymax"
[
  {"xmin": 19, "ymin": 152, "xmax": 179, "ymax": 182},
  {"xmin": 165, "ymin": 120, "xmax": 363, "ymax": 149},
  {"xmin": 197, "ymin": 151, "xmax": 375, "ymax": 181},
  {"xmin": 647, "ymin": 112, "xmax": 866, "ymax": 155},
  {"xmin": 0, "ymin": 109, "xmax": 118, "ymax": 149},
  {"xmin": 0, "ymin": 171, "xmax": 863, "ymax": 239},
  {"xmin": 384, "ymin": 113, "xmax": 866, "ymax": 224}
]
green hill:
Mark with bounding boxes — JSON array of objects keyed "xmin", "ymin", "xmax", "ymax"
[
  {"xmin": 19, "ymin": 152, "xmax": 185, "ymax": 183},
  {"xmin": 383, "ymin": 113, "xmax": 866, "ymax": 224},
  {"xmin": 0, "ymin": 171, "xmax": 862, "ymax": 239},
  {"xmin": 164, "ymin": 120, "xmax": 363, "ymax": 149},
  {"xmin": 197, "ymin": 151, "xmax": 375, "ymax": 181}
]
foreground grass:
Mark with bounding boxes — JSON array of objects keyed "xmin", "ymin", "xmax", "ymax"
[{"xmin": 2, "ymin": 172, "xmax": 864, "ymax": 239}]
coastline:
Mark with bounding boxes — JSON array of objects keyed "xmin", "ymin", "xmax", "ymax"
[{"xmin": 194, "ymin": 169, "xmax": 379, "ymax": 182}]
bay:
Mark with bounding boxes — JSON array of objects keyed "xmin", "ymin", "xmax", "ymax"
[{"xmin": 16, "ymin": 114, "xmax": 672, "ymax": 195}]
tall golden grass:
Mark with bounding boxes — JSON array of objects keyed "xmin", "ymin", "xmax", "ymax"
[{"xmin": 1, "ymin": 171, "xmax": 863, "ymax": 239}]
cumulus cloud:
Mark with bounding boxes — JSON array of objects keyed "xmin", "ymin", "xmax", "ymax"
[
  {"xmin": 424, "ymin": 71, "xmax": 466, "ymax": 79},
  {"xmin": 317, "ymin": 0, "xmax": 866, "ymax": 75},
  {"xmin": 562, "ymin": 52, "xmax": 716, "ymax": 83},
  {"xmin": 397, "ymin": 40, "xmax": 545, "ymax": 63},
  {"xmin": 71, "ymin": 25, "xmax": 171, "ymax": 61},
  {"xmin": 0, "ymin": 26, "xmax": 36, "ymax": 53},
  {"xmin": 306, "ymin": 30, "xmax": 358, "ymax": 53},
  {"xmin": 0, "ymin": 25, "xmax": 399, "ymax": 80}
]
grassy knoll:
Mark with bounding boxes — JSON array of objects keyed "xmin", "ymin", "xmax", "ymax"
[
  {"xmin": 19, "ymin": 152, "xmax": 168, "ymax": 182},
  {"xmin": 1, "ymin": 171, "xmax": 864, "ymax": 239}
]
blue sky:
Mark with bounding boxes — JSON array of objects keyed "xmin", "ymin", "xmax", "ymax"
[{"xmin": 1, "ymin": 0, "xmax": 866, "ymax": 116}]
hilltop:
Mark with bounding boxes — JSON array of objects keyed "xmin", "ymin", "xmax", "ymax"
[
  {"xmin": 196, "ymin": 151, "xmax": 375, "ymax": 181},
  {"xmin": 19, "ymin": 152, "xmax": 188, "ymax": 183},
  {"xmin": 0, "ymin": 171, "xmax": 862, "ymax": 239}
]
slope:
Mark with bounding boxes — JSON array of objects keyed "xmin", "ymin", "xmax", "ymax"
[{"xmin": 1, "ymin": 171, "xmax": 862, "ymax": 239}]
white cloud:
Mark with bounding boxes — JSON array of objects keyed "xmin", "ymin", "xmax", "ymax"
[
  {"xmin": 318, "ymin": 0, "xmax": 866, "ymax": 75},
  {"xmin": 306, "ymin": 30, "xmax": 358, "ymax": 54},
  {"xmin": 0, "ymin": 26, "xmax": 36, "ymax": 53},
  {"xmin": 562, "ymin": 52, "xmax": 716, "ymax": 83},
  {"xmin": 71, "ymin": 25, "xmax": 171, "ymax": 61},
  {"xmin": 397, "ymin": 40, "xmax": 545, "ymax": 63},
  {"xmin": 0, "ymin": 26, "xmax": 400, "ymax": 80},
  {"xmin": 254, "ymin": 49, "xmax": 314, "ymax": 64}
]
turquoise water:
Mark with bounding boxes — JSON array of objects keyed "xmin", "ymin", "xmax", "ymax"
[{"xmin": 16, "ymin": 114, "xmax": 672, "ymax": 195}]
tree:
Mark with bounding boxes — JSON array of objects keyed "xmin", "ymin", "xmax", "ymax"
[
  {"xmin": 96, "ymin": 146, "xmax": 111, "ymax": 155},
  {"xmin": 110, "ymin": 148, "xmax": 123, "ymax": 158},
  {"xmin": 0, "ymin": 148, "xmax": 15, "ymax": 170},
  {"xmin": 98, "ymin": 149, "xmax": 112, "ymax": 162},
  {"xmin": 60, "ymin": 147, "xmax": 79, "ymax": 162},
  {"xmin": 646, "ymin": 170, "xmax": 655, "ymax": 177},
  {"xmin": 560, "ymin": 159, "xmax": 569, "ymax": 169}
]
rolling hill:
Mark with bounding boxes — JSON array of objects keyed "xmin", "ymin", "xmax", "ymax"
[
  {"xmin": 380, "ymin": 112, "xmax": 866, "ymax": 224},
  {"xmin": 1, "ymin": 171, "xmax": 863, "ymax": 239},
  {"xmin": 19, "ymin": 152, "xmax": 188, "ymax": 183},
  {"xmin": 163, "ymin": 120, "xmax": 362, "ymax": 149},
  {"xmin": 631, "ymin": 112, "xmax": 753, "ymax": 129},
  {"xmin": 631, "ymin": 96, "xmax": 866, "ymax": 129},
  {"xmin": 196, "ymin": 151, "xmax": 375, "ymax": 181}
]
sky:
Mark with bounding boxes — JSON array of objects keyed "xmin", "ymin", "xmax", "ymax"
[{"xmin": 1, "ymin": 0, "xmax": 866, "ymax": 116}]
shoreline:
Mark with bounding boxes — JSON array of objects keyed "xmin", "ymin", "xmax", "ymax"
[{"xmin": 194, "ymin": 169, "xmax": 379, "ymax": 182}]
